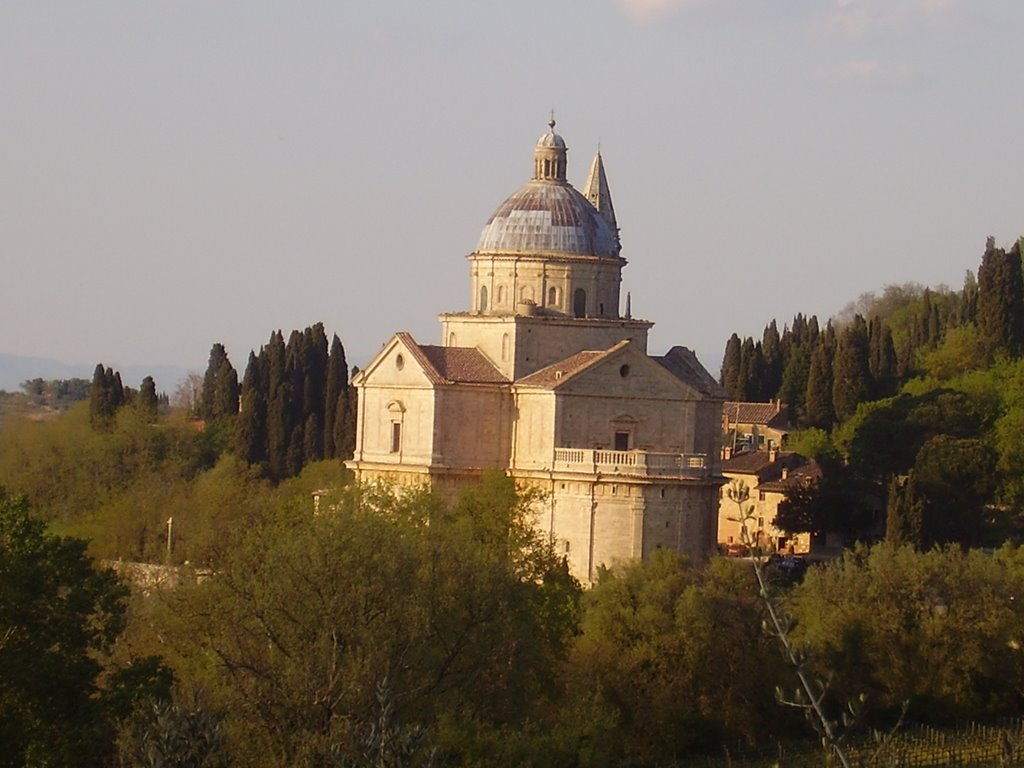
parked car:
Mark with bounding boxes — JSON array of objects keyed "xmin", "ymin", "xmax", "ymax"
[
  {"xmin": 769, "ymin": 554, "xmax": 808, "ymax": 576},
  {"xmin": 724, "ymin": 542, "xmax": 750, "ymax": 557}
]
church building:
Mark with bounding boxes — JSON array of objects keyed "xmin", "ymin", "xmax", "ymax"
[{"xmin": 347, "ymin": 121, "xmax": 726, "ymax": 582}]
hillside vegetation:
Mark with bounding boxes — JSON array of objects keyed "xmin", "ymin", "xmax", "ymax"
[
  {"xmin": 5, "ymin": 243, "xmax": 1024, "ymax": 765},
  {"xmin": 720, "ymin": 236, "xmax": 1024, "ymax": 549}
]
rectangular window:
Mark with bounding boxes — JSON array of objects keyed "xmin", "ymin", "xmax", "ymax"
[
  {"xmin": 614, "ymin": 431, "xmax": 630, "ymax": 451},
  {"xmin": 390, "ymin": 422, "xmax": 402, "ymax": 453}
]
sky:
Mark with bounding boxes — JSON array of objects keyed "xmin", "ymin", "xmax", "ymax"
[{"xmin": 1, "ymin": 0, "xmax": 1022, "ymax": 390}]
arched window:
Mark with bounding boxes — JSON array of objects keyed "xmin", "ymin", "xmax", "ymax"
[
  {"xmin": 521, "ymin": 286, "xmax": 535, "ymax": 303},
  {"xmin": 501, "ymin": 333, "xmax": 510, "ymax": 361},
  {"xmin": 497, "ymin": 285, "xmax": 506, "ymax": 305},
  {"xmin": 547, "ymin": 286, "xmax": 559, "ymax": 307},
  {"xmin": 480, "ymin": 285, "xmax": 488, "ymax": 312},
  {"xmin": 573, "ymin": 288, "xmax": 586, "ymax": 318},
  {"xmin": 386, "ymin": 401, "xmax": 405, "ymax": 455},
  {"xmin": 448, "ymin": 332, "xmax": 457, "ymax": 347}
]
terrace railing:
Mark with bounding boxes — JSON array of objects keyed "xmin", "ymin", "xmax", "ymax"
[{"xmin": 551, "ymin": 448, "xmax": 709, "ymax": 479}]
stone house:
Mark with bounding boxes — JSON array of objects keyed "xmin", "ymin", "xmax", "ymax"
[
  {"xmin": 717, "ymin": 448, "xmax": 823, "ymax": 554},
  {"xmin": 722, "ymin": 400, "xmax": 793, "ymax": 452}
]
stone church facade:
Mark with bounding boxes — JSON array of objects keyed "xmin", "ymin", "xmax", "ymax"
[{"xmin": 347, "ymin": 121, "xmax": 726, "ymax": 582}]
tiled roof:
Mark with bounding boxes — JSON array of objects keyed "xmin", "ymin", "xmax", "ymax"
[
  {"xmin": 655, "ymin": 347, "xmax": 727, "ymax": 398},
  {"xmin": 759, "ymin": 458, "xmax": 823, "ymax": 493},
  {"xmin": 723, "ymin": 401, "xmax": 791, "ymax": 428},
  {"xmin": 515, "ymin": 343, "xmax": 626, "ymax": 388},
  {"xmin": 394, "ymin": 332, "xmax": 507, "ymax": 386},
  {"xmin": 722, "ymin": 450, "xmax": 809, "ymax": 482},
  {"xmin": 419, "ymin": 346, "xmax": 508, "ymax": 384}
]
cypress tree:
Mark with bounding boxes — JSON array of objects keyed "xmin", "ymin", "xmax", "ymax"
[
  {"xmin": 198, "ymin": 343, "xmax": 239, "ymax": 421},
  {"xmin": 886, "ymin": 472, "xmax": 924, "ymax": 548},
  {"xmin": 977, "ymin": 236, "xmax": 1024, "ymax": 360},
  {"xmin": 761, "ymin": 320, "xmax": 782, "ymax": 399},
  {"xmin": 806, "ymin": 315, "xmax": 820, "ymax": 347},
  {"xmin": 791, "ymin": 313, "xmax": 808, "ymax": 348},
  {"xmin": 302, "ymin": 324, "xmax": 328, "ymax": 462},
  {"xmin": 201, "ymin": 344, "xmax": 230, "ymax": 420},
  {"xmin": 919, "ymin": 289, "xmax": 935, "ymax": 348},
  {"xmin": 303, "ymin": 412, "xmax": 322, "ymax": 464},
  {"xmin": 333, "ymin": 365, "xmax": 359, "ymax": 460},
  {"xmin": 237, "ymin": 351, "xmax": 268, "ymax": 466},
  {"xmin": 265, "ymin": 331, "xmax": 290, "ymax": 480},
  {"xmin": 868, "ymin": 318, "xmax": 897, "ymax": 398},
  {"xmin": 89, "ymin": 363, "xmax": 111, "ymax": 429},
  {"xmin": 720, "ymin": 334, "xmax": 742, "ymax": 399},
  {"xmin": 958, "ymin": 269, "xmax": 978, "ymax": 326},
  {"xmin": 109, "ymin": 369, "xmax": 124, "ymax": 410},
  {"xmin": 738, "ymin": 337, "xmax": 763, "ymax": 401},
  {"xmin": 324, "ymin": 335, "xmax": 349, "ymax": 458},
  {"xmin": 832, "ymin": 314, "xmax": 871, "ymax": 423},
  {"xmin": 138, "ymin": 375, "xmax": 159, "ymax": 422},
  {"xmin": 213, "ymin": 358, "xmax": 239, "ymax": 419},
  {"xmin": 90, "ymin": 365, "xmax": 125, "ymax": 429},
  {"xmin": 803, "ymin": 329, "xmax": 834, "ymax": 429},
  {"xmin": 778, "ymin": 343, "xmax": 811, "ymax": 415}
]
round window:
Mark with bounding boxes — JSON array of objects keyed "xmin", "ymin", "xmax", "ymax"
[
  {"xmin": 619, "ymin": 364, "xmax": 630, "ymax": 377},
  {"xmin": 395, "ymin": 354, "xmax": 405, "ymax": 371}
]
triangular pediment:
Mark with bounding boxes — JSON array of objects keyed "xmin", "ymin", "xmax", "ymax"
[
  {"xmin": 353, "ymin": 333, "xmax": 439, "ymax": 389},
  {"xmin": 515, "ymin": 340, "xmax": 706, "ymax": 400}
]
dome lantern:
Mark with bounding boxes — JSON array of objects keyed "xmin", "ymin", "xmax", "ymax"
[{"xmin": 533, "ymin": 118, "xmax": 567, "ymax": 182}]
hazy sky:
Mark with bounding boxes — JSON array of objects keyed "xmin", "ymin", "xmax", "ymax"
[{"xmin": 2, "ymin": 0, "xmax": 1021, "ymax": 386}]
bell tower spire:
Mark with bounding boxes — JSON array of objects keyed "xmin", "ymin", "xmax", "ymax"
[{"xmin": 584, "ymin": 149, "xmax": 619, "ymax": 249}]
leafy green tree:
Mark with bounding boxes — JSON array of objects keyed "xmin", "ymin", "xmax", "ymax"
[
  {"xmin": 792, "ymin": 544, "xmax": 1024, "ymax": 722},
  {"xmin": 918, "ymin": 324, "xmax": 988, "ymax": 380},
  {"xmin": 0, "ymin": 489, "xmax": 166, "ymax": 766},
  {"xmin": 564, "ymin": 551, "xmax": 789, "ymax": 765},
  {"xmin": 913, "ymin": 435, "xmax": 997, "ymax": 548},
  {"xmin": 146, "ymin": 474, "xmax": 580, "ymax": 767},
  {"xmin": 775, "ymin": 456, "xmax": 872, "ymax": 541}
]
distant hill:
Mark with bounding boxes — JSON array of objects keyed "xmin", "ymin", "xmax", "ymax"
[{"xmin": 0, "ymin": 353, "xmax": 189, "ymax": 394}]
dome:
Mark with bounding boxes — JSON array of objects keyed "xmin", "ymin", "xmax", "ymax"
[
  {"xmin": 476, "ymin": 181, "xmax": 619, "ymax": 257},
  {"xmin": 475, "ymin": 121, "xmax": 620, "ymax": 258},
  {"xmin": 536, "ymin": 129, "xmax": 566, "ymax": 149},
  {"xmin": 536, "ymin": 117, "xmax": 567, "ymax": 149}
]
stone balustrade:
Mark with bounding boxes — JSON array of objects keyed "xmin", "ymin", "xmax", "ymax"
[{"xmin": 551, "ymin": 448, "xmax": 709, "ymax": 479}]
